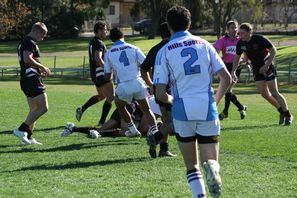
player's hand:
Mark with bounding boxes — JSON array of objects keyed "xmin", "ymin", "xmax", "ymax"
[
  {"xmin": 148, "ymin": 85, "xmax": 154, "ymax": 95},
  {"xmin": 40, "ymin": 66, "xmax": 51, "ymax": 77},
  {"xmin": 259, "ymin": 65, "xmax": 269, "ymax": 75},
  {"xmin": 231, "ymin": 71, "xmax": 238, "ymax": 83}
]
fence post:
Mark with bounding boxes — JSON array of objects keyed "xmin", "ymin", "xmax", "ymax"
[
  {"xmin": 53, "ymin": 56, "xmax": 57, "ymax": 76},
  {"xmin": 82, "ymin": 56, "xmax": 86, "ymax": 77},
  {"xmin": 288, "ymin": 57, "xmax": 292, "ymax": 84}
]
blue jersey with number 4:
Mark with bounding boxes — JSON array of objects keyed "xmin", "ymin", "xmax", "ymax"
[
  {"xmin": 153, "ymin": 31, "xmax": 225, "ymax": 121},
  {"xmin": 104, "ymin": 40, "xmax": 146, "ymax": 83}
]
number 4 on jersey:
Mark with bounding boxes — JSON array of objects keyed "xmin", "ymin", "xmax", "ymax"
[{"xmin": 119, "ymin": 51, "xmax": 130, "ymax": 66}]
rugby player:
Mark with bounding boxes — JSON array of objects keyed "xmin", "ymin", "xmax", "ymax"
[
  {"xmin": 76, "ymin": 21, "xmax": 114, "ymax": 126},
  {"xmin": 232, "ymin": 23, "xmax": 293, "ymax": 126},
  {"xmin": 14, "ymin": 22, "xmax": 50, "ymax": 145},
  {"xmin": 154, "ymin": 6, "xmax": 231, "ymax": 197}
]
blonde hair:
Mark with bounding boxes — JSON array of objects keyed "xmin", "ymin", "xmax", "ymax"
[{"xmin": 31, "ymin": 22, "xmax": 48, "ymax": 33}]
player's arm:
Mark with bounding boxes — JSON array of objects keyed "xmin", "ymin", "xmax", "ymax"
[
  {"xmin": 215, "ymin": 68, "xmax": 232, "ymax": 105},
  {"xmin": 94, "ymin": 50, "xmax": 104, "ymax": 67},
  {"xmin": 141, "ymin": 68, "xmax": 154, "ymax": 93},
  {"xmin": 23, "ymin": 50, "xmax": 51, "ymax": 76},
  {"xmin": 153, "ymin": 47, "xmax": 172, "ymax": 104},
  {"xmin": 104, "ymin": 52, "xmax": 112, "ymax": 81},
  {"xmin": 155, "ymin": 84, "xmax": 173, "ymax": 105},
  {"xmin": 259, "ymin": 45, "xmax": 276, "ymax": 75}
]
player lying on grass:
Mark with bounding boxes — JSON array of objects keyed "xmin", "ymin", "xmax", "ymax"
[{"xmin": 61, "ymin": 96, "xmax": 175, "ymax": 157}]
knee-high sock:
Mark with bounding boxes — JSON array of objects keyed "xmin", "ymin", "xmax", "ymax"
[
  {"xmin": 187, "ymin": 169, "xmax": 206, "ymax": 198},
  {"xmin": 81, "ymin": 96, "xmax": 100, "ymax": 113},
  {"xmin": 99, "ymin": 101, "xmax": 112, "ymax": 125}
]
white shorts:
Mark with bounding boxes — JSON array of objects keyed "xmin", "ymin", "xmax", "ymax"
[
  {"xmin": 116, "ymin": 78, "xmax": 147, "ymax": 103},
  {"xmin": 173, "ymin": 118, "xmax": 220, "ymax": 138}
]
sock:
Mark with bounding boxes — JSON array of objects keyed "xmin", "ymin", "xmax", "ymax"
[
  {"xmin": 149, "ymin": 125, "xmax": 163, "ymax": 143},
  {"xmin": 99, "ymin": 129, "xmax": 121, "ymax": 137},
  {"xmin": 128, "ymin": 122, "xmax": 138, "ymax": 134},
  {"xmin": 27, "ymin": 130, "xmax": 32, "ymax": 139},
  {"xmin": 72, "ymin": 126, "xmax": 96, "ymax": 134},
  {"xmin": 277, "ymin": 107, "xmax": 283, "ymax": 114},
  {"xmin": 18, "ymin": 122, "xmax": 30, "ymax": 132},
  {"xmin": 223, "ymin": 92, "xmax": 232, "ymax": 113},
  {"xmin": 81, "ymin": 96, "xmax": 100, "ymax": 113},
  {"xmin": 187, "ymin": 169, "xmax": 206, "ymax": 198},
  {"xmin": 283, "ymin": 110, "xmax": 291, "ymax": 117},
  {"xmin": 160, "ymin": 142, "xmax": 168, "ymax": 152},
  {"xmin": 99, "ymin": 101, "xmax": 112, "ymax": 125},
  {"xmin": 230, "ymin": 93, "xmax": 244, "ymax": 111}
]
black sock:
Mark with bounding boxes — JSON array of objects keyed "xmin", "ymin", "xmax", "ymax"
[
  {"xmin": 154, "ymin": 132, "xmax": 163, "ymax": 143},
  {"xmin": 284, "ymin": 110, "xmax": 291, "ymax": 117},
  {"xmin": 27, "ymin": 130, "xmax": 32, "ymax": 139},
  {"xmin": 81, "ymin": 96, "xmax": 100, "ymax": 113},
  {"xmin": 230, "ymin": 93, "xmax": 244, "ymax": 111},
  {"xmin": 18, "ymin": 122, "xmax": 30, "ymax": 132},
  {"xmin": 99, "ymin": 101, "xmax": 112, "ymax": 125},
  {"xmin": 72, "ymin": 126, "xmax": 96, "ymax": 134},
  {"xmin": 277, "ymin": 107, "xmax": 283, "ymax": 114},
  {"xmin": 223, "ymin": 92, "xmax": 232, "ymax": 113},
  {"xmin": 160, "ymin": 142, "xmax": 169, "ymax": 152}
]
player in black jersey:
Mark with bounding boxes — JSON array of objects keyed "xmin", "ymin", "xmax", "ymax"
[
  {"xmin": 140, "ymin": 22, "xmax": 176, "ymax": 158},
  {"xmin": 14, "ymin": 22, "xmax": 51, "ymax": 145},
  {"xmin": 76, "ymin": 21, "xmax": 114, "ymax": 126},
  {"xmin": 232, "ymin": 23, "xmax": 293, "ymax": 126}
]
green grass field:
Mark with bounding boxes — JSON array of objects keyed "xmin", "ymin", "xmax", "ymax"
[
  {"xmin": 0, "ymin": 80, "xmax": 296, "ymax": 197},
  {"xmin": 0, "ymin": 35, "xmax": 296, "ymax": 70}
]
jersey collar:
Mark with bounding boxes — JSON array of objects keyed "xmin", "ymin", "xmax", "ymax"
[
  {"xmin": 113, "ymin": 39, "xmax": 125, "ymax": 46},
  {"xmin": 170, "ymin": 30, "xmax": 191, "ymax": 40}
]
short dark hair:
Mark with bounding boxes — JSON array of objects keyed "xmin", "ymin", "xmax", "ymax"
[
  {"xmin": 240, "ymin": 23, "xmax": 253, "ymax": 32},
  {"xmin": 94, "ymin": 21, "xmax": 106, "ymax": 33},
  {"xmin": 109, "ymin": 28, "xmax": 123, "ymax": 42},
  {"xmin": 159, "ymin": 22, "xmax": 171, "ymax": 39},
  {"xmin": 166, "ymin": 6, "xmax": 191, "ymax": 32},
  {"xmin": 226, "ymin": 20, "xmax": 238, "ymax": 29}
]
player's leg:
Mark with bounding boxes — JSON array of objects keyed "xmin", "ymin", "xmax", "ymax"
[
  {"xmin": 137, "ymin": 97, "xmax": 163, "ymax": 158},
  {"xmin": 267, "ymin": 79, "xmax": 293, "ymax": 125},
  {"xmin": 98, "ymin": 81, "xmax": 115, "ymax": 126},
  {"xmin": 114, "ymin": 96, "xmax": 140, "ymax": 137},
  {"xmin": 255, "ymin": 80, "xmax": 280, "ymax": 109},
  {"xmin": 175, "ymin": 119, "xmax": 206, "ymax": 197},
  {"xmin": 76, "ymin": 94, "xmax": 101, "ymax": 121},
  {"xmin": 230, "ymin": 67, "xmax": 247, "ymax": 119},
  {"xmin": 197, "ymin": 119, "xmax": 222, "ymax": 198},
  {"xmin": 158, "ymin": 106, "xmax": 176, "ymax": 157},
  {"xmin": 21, "ymin": 93, "xmax": 48, "ymax": 144}
]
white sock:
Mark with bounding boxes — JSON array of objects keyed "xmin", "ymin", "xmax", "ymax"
[
  {"xmin": 148, "ymin": 125, "xmax": 158, "ymax": 135},
  {"xmin": 128, "ymin": 122, "xmax": 138, "ymax": 134},
  {"xmin": 187, "ymin": 169, "xmax": 206, "ymax": 198}
]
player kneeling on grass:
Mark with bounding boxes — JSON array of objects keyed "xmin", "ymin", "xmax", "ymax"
[
  {"xmin": 104, "ymin": 28, "xmax": 164, "ymax": 158},
  {"xmin": 154, "ymin": 6, "xmax": 231, "ymax": 197}
]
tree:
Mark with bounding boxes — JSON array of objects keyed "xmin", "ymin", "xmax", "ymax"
[{"xmin": 0, "ymin": 0, "xmax": 31, "ymax": 39}]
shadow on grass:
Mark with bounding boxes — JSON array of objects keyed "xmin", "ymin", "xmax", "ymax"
[
  {"xmin": 221, "ymin": 124, "xmax": 279, "ymax": 131},
  {"xmin": 1, "ymin": 140, "xmax": 140, "ymax": 154},
  {"xmin": 0, "ymin": 126, "xmax": 65, "ymax": 135},
  {"xmin": 5, "ymin": 157, "xmax": 148, "ymax": 172}
]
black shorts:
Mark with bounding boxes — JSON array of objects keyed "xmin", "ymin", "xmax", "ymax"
[
  {"xmin": 253, "ymin": 65, "xmax": 277, "ymax": 81},
  {"xmin": 92, "ymin": 67, "xmax": 110, "ymax": 87},
  {"xmin": 20, "ymin": 75, "xmax": 45, "ymax": 98},
  {"xmin": 153, "ymin": 85, "xmax": 172, "ymax": 112},
  {"xmin": 225, "ymin": 63, "xmax": 241, "ymax": 78}
]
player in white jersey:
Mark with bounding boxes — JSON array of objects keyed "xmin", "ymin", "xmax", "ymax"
[
  {"xmin": 153, "ymin": 6, "xmax": 231, "ymax": 198},
  {"xmin": 104, "ymin": 28, "xmax": 163, "ymax": 156}
]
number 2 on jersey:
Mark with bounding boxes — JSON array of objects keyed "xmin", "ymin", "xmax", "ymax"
[
  {"xmin": 181, "ymin": 47, "xmax": 201, "ymax": 75},
  {"xmin": 119, "ymin": 51, "xmax": 130, "ymax": 66}
]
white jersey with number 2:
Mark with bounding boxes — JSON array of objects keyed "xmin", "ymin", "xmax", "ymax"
[{"xmin": 153, "ymin": 31, "xmax": 226, "ymax": 121}]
